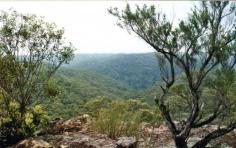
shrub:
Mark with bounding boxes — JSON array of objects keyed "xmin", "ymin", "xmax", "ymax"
[
  {"xmin": 0, "ymin": 101, "xmax": 49, "ymax": 145},
  {"xmin": 93, "ymin": 106, "xmax": 140, "ymax": 139},
  {"xmin": 86, "ymin": 97, "xmax": 162, "ymax": 139},
  {"xmin": 138, "ymin": 109, "xmax": 162, "ymax": 124},
  {"xmin": 46, "ymin": 79, "xmax": 63, "ymax": 101},
  {"xmin": 84, "ymin": 96, "xmax": 112, "ymax": 117}
]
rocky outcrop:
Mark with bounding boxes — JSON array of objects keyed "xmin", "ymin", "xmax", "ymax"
[
  {"xmin": 14, "ymin": 138, "xmax": 53, "ymax": 148},
  {"xmin": 14, "ymin": 116, "xmax": 236, "ymax": 148},
  {"xmin": 41, "ymin": 133, "xmax": 116, "ymax": 148},
  {"xmin": 225, "ymin": 132, "xmax": 236, "ymax": 147},
  {"xmin": 47, "ymin": 114, "xmax": 91, "ymax": 134},
  {"xmin": 15, "ymin": 114, "xmax": 117, "ymax": 148},
  {"xmin": 116, "ymin": 137, "xmax": 137, "ymax": 148}
]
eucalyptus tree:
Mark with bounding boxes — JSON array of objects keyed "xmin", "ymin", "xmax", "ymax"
[
  {"xmin": 110, "ymin": 1, "xmax": 236, "ymax": 148},
  {"xmin": 0, "ymin": 10, "xmax": 75, "ymax": 119}
]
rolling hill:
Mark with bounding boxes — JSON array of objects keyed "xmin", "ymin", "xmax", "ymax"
[
  {"xmin": 44, "ymin": 67, "xmax": 136, "ymax": 119},
  {"xmin": 45, "ymin": 53, "xmax": 166, "ymax": 119},
  {"xmin": 66, "ymin": 53, "xmax": 161, "ymax": 90}
]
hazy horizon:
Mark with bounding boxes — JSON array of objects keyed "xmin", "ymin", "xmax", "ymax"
[
  {"xmin": 75, "ymin": 51, "xmax": 156, "ymax": 54},
  {"xmin": 0, "ymin": 1, "xmax": 194, "ymax": 54}
]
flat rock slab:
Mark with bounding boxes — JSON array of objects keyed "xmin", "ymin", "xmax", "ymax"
[
  {"xmin": 40, "ymin": 133, "xmax": 116, "ymax": 148},
  {"xmin": 116, "ymin": 137, "xmax": 137, "ymax": 148},
  {"xmin": 14, "ymin": 138, "xmax": 53, "ymax": 148}
]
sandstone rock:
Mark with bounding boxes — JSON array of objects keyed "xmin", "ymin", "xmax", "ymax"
[
  {"xmin": 116, "ymin": 137, "xmax": 137, "ymax": 148},
  {"xmin": 15, "ymin": 138, "xmax": 53, "ymax": 148},
  {"xmin": 47, "ymin": 117, "xmax": 64, "ymax": 134},
  {"xmin": 47, "ymin": 114, "xmax": 91, "ymax": 134},
  {"xmin": 17, "ymin": 118, "xmax": 236, "ymax": 148},
  {"xmin": 39, "ymin": 133, "xmax": 116, "ymax": 148},
  {"xmin": 50, "ymin": 118, "xmax": 63, "ymax": 125},
  {"xmin": 221, "ymin": 131, "xmax": 236, "ymax": 148}
]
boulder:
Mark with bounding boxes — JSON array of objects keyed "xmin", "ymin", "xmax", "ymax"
[
  {"xmin": 15, "ymin": 138, "xmax": 53, "ymax": 148},
  {"xmin": 47, "ymin": 114, "xmax": 91, "ymax": 134},
  {"xmin": 222, "ymin": 131, "xmax": 236, "ymax": 147},
  {"xmin": 40, "ymin": 133, "xmax": 116, "ymax": 148},
  {"xmin": 116, "ymin": 137, "xmax": 137, "ymax": 148}
]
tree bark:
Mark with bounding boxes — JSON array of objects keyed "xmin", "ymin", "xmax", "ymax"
[
  {"xmin": 175, "ymin": 137, "xmax": 188, "ymax": 148},
  {"xmin": 192, "ymin": 123, "xmax": 236, "ymax": 148},
  {"xmin": 19, "ymin": 103, "xmax": 26, "ymax": 119}
]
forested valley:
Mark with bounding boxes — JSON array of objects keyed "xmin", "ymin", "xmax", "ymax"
[
  {"xmin": 44, "ymin": 53, "xmax": 162, "ymax": 119},
  {"xmin": 1, "ymin": 1, "xmax": 236, "ymax": 148}
]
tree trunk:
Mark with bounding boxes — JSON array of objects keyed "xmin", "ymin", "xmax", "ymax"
[
  {"xmin": 19, "ymin": 103, "xmax": 26, "ymax": 119},
  {"xmin": 175, "ymin": 137, "xmax": 188, "ymax": 148},
  {"xmin": 192, "ymin": 142, "xmax": 207, "ymax": 148}
]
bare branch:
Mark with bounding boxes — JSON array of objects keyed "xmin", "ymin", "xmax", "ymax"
[{"xmin": 192, "ymin": 123, "xmax": 236, "ymax": 148}]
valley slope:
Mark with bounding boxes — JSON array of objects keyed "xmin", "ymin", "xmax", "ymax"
[
  {"xmin": 46, "ymin": 53, "xmax": 162, "ymax": 119},
  {"xmin": 66, "ymin": 53, "xmax": 161, "ymax": 90}
]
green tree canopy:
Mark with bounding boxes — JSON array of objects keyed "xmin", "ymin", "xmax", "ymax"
[
  {"xmin": 0, "ymin": 10, "xmax": 75, "ymax": 144},
  {"xmin": 110, "ymin": 1, "xmax": 236, "ymax": 148}
]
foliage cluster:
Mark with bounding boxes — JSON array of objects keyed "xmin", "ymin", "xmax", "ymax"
[
  {"xmin": 0, "ymin": 10, "xmax": 74, "ymax": 145},
  {"xmin": 85, "ymin": 96, "xmax": 162, "ymax": 139},
  {"xmin": 0, "ymin": 101, "xmax": 49, "ymax": 144},
  {"xmin": 109, "ymin": 1, "xmax": 236, "ymax": 147}
]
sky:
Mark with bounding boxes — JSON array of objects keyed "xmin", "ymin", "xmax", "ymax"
[{"xmin": 0, "ymin": 1, "xmax": 194, "ymax": 54}]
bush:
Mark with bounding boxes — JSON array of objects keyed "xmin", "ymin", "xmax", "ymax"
[
  {"xmin": 138, "ymin": 109, "xmax": 162, "ymax": 124},
  {"xmin": 0, "ymin": 101, "xmax": 49, "ymax": 145},
  {"xmin": 84, "ymin": 96, "xmax": 112, "ymax": 117},
  {"xmin": 127, "ymin": 99, "xmax": 162, "ymax": 124},
  {"xmin": 86, "ymin": 97, "xmax": 162, "ymax": 139},
  {"xmin": 92, "ymin": 101, "xmax": 140, "ymax": 139}
]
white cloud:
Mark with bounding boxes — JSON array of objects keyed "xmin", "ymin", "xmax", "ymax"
[{"xmin": 0, "ymin": 1, "xmax": 194, "ymax": 53}]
